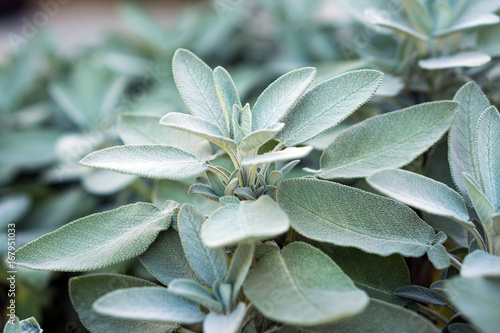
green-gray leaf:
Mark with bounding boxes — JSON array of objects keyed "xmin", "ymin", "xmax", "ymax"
[
  {"xmin": 252, "ymin": 67, "xmax": 316, "ymax": 131},
  {"xmin": 80, "ymin": 144, "xmax": 208, "ymax": 180},
  {"xmin": 281, "ymin": 299, "xmax": 439, "ymax": 332},
  {"xmin": 214, "ymin": 66, "xmax": 241, "ymax": 135},
  {"xmin": 367, "ymin": 169, "xmax": 472, "ymax": 228},
  {"xmin": 450, "ymin": 82, "xmax": 490, "ymax": 205},
  {"xmin": 160, "ymin": 112, "xmax": 237, "ymax": 150},
  {"xmin": 240, "ymin": 123, "xmax": 284, "ymax": 153},
  {"xmin": 243, "ymin": 242, "xmax": 369, "ymax": 326},
  {"xmin": 118, "ymin": 113, "xmax": 212, "ymax": 159},
  {"xmin": 463, "ymin": 173, "xmax": 497, "ymax": 234},
  {"xmin": 477, "ymin": 106, "xmax": 500, "ymax": 211},
  {"xmin": 93, "ymin": 286, "xmax": 206, "ymax": 324},
  {"xmin": 139, "ymin": 229, "xmax": 201, "ymax": 286},
  {"xmin": 461, "ymin": 250, "xmax": 500, "ymax": 278},
  {"xmin": 277, "ymin": 70, "xmax": 383, "ymax": 147},
  {"xmin": 173, "ymin": 49, "xmax": 227, "ymax": 134},
  {"xmin": 446, "ymin": 276, "xmax": 500, "ymax": 333},
  {"xmin": 15, "ymin": 202, "xmax": 171, "ymax": 271},
  {"xmin": 69, "ymin": 273, "xmax": 177, "ymax": 333},
  {"xmin": 169, "ymin": 279, "xmax": 223, "ymax": 312},
  {"xmin": 178, "ymin": 204, "xmax": 228, "ymax": 286},
  {"xmin": 226, "ymin": 243, "xmax": 255, "ymax": 304},
  {"xmin": 318, "ymin": 101, "xmax": 459, "ymax": 179},
  {"xmin": 201, "ymin": 195, "xmax": 290, "ymax": 248},
  {"xmin": 241, "ymin": 147, "xmax": 313, "ymax": 166},
  {"xmin": 393, "ymin": 285, "xmax": 448, "ymax": 307},
  {"xmin": 418, "ymin": 53, "xmax": 491, "ymax": 70},
  {"xmin": 203, "ymin": 302, "xmax": 247, "ymax": 333},
  {"xmin": 277, "ymin": 178, "xmax": 437, "ymax": 257}
]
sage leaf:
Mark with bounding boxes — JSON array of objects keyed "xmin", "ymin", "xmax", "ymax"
[
  {"xmin": 281, "ymin": 299, "xmax": 440, "ymax": 332},
  {"xmin": 252, "ymin": 67, "xmax": 316, "ymax": 131},
  {"xmin": 226, "ymin": 243, "xmax": 255, "ymax": 304},
  {"xmin": 368, "ymin": 9, "xmax": 428, "ymax": 42},
  {"xmin": 401, "ymin": 0, "xmax": 433, "ymax": 33},
  {"xmin": 118, "ymin": 113, "xmax": 213, "ymax": 159},
  {"xmin": 241, "ymin": 146, "xmax": 313, "ymax": 166},
  {"xmin": 169, "ymin": 279, "xmax": 223, "ymax": 312},
  {"xmin": 393, "ymin": 285, "xmax": 448, "ymax": 307},
  {"xmin": 462, "ymin": 250, "xmax": 500, "ymax": 278},
  {"xmin": 69, "ymin": 274, "xmax": 177, "ymax": 333},
  {"xmin": 243, "ymin": 242, "xmax": 369, "ymax": 326},
  {"xmin": 426, "ymin": 231, "xmax": 451, "ymax": 270},
  {"xmin": 160, "ymin": 112, "xmax": 237, "ymax": 150},
  {"xmin": 80, "ymin": 144, "xmax": 208, "ymax": 180},
  {"xmin": 477, "ymin": 106, "xmax": 500, "ymax": 211},
  {"xmin": 15, "ymin": 202, "xmax": 171, "ymax": 271},
  {"xmin": 203, "ymin": 302, "xmax": 246, "ymax": 333},
  {"xmin": 277, "ymin": 70, "xmax": 383, "ymax": 147},
  {"xmin": 277, "ymin": 178, "xmax": 437, "ymax": 257},
  {"xmin": 315, "ymin": 243, "xmax": 410, "ymax": 306},
  {"xmin": 318, "ymin": 101, "xmax": 459, "ymax": 179},
  {"xmin": 419, "ymin": 53, "xmax": 491, "ymax": 70},
  {"xmin": 367, "ymin": 169, "xmax": 473, "ymax": 228},
  {"xmin": 446, "ymin": 276, "xmax": 500, "ymax": 333},
  {"xmin": 239, "ymin": 123, "xmax": 284, "ymax": 153},
  {"xmin": 173, "ymin": 48, "xmax": 227, "ymax": 134},
  {"xmin": 93, "ymin": 286, "xmax": 206, "ymax": 324},
  {"xmin": 201, "ymin": 196, "xmax": 290, "ymax": 248},
  {"xmin": 463, "ymin": 173, "xmax": 497, "ymax": 234},
  {"xmin": 139, "ymin": 229, "xmax": 201, "ymax": 286},
  {"xmin": 178, "ymin": 204, "xmax": 228, "ymax": 286},
  {"xmin": 451, "ymin": 82, "xmax": 490, "ymax": 205},
  {"xmin": 214, "ymin": 66, "xmax": 241, "ymax": 134}
]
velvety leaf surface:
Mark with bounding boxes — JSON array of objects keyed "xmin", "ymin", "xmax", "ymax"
[
  {"xmin": 93, "ymin": 286, "xmax": 206, "ymax": 324},
  {"xmin": 477, "ymin": 106, "xmax": 500, "ymax": 211},
  {"xmin": 277, "ymin": 70, "xmax": 383, "ymax": 147},
  {"xmin": 243, "ymin": 242, "xmax": 369, "ymax": 326},
  {"xmin": 203, "ymin": 302, "xmax": 246, "ymax": 333},
  {"xmin": 239, "ymin": 123, "xmax": 284, "ymax": 152},
  {"xmin": 281, "ymin": 299, "xmax": 439, "ymax": 332},
  {"xmin": 277, "ymin": 178, "xmax": 437, "ymax": 257},
  {"xmin": 393, "ymin": 285, "xmax": 448, "ymax": 306},
  {"xmin": 463, "ymin": 173, "xmax": 497, "ymax": 234},
  {"xmin": 446, "ymin": 276, "xmax": 500, "ymax": 333},
  {"xmin": 226, "ymin": 243, "xmax": 255, "ymax": 304},
  {"xmin": 252, "ymin": 67, "xmax": 316, "ymax": 131},
  {"xmin": 201, "ymin": 196, "xmax": 289, "ymax": 247},
  {"xmin": 160, "ymin": 112, "xmax": 237, "ymax": 150},
  {"xmin": 318, "ymin": 101, "xmax": 458, "ymax": 179},
  {"xmin": 80, "ymin": 144, "xmax": 208, "ymax": 180},
  {"xmin": 461, "ymin": 250, "xmax": 500, "ymax": 278},
  {"xmin": 418, "ymin": 53, "xmax": 491, "ymax": 70},
  {"xmin": 169, "ymin": 279, "xmax": 223, "ymax": 312},
  {"xmin": 450, "ymin": 82, "xmax": 490, "ymax": 204},
  {"xmin": 242, "ymin": 147, "xmax": 313, "ymax": 166},
  {"xmin": 118, "ymin": 113, "xmax": 212, "ymax": 159},
  {"xmin": 15, "ymin": 202, "xmax": 171, "ymax": 271},
  {"xmin": 214, "ymin": 66, "xmax": 241, "ymax": 134},
  {"xmin": 69, "ymin": 273, "xmax": 176, "ymax": 333},
  {"xmin": 173, "ymin": 49, "xmax": 227, "ymax": 134},
  {"xmin": 139, "ymin": 229, "xmax": 201, "ymax": 286},
  {"xmin": 178, "ymin": 204, "xmax": 228, "ymax": 286},
  {"xmin": 368, "ymin": 169, "xmax": 472, "ymax": 228}
]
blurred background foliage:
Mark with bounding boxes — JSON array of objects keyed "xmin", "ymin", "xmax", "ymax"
[{"xmin": 1, "ymin": 0, "xmax": 499, "ymax": 331}]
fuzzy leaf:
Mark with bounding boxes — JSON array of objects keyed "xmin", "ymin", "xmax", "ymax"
[
  {"xmin": 160, "ymin": 112, "xmax": 237, "ymax": 150},
  {"xmin": 367, "ymin": 169, "xmax": 472, "ymax": 228},
  {"xmin": 173, "ymin": 49, "xmax": 227, "ymax": 134},
  {"xmin": 419, "ymin": 53, "xmax": 491, "ymax": 70},
  {"xmin": 318, "ymin": 101, "xmax": 459, "ymax": 179},
  {"xmin": 14, "ymin": 202, "xmax": 171, "ymax": 271},
  {"xmin": 240, "ymin": 123, "xmax": 284, "ymax": 152},
  {"xmin": 242, "ymin": 147, "xmax": 313, "ymax": 166},
  {"xmin": 93, "ymin": 286, "xmax": 206, "ymax": 324},
  {"xmin": 367, "ymin": 8, "xmax": 428, "ymax": 41},
  {"xmin": 226, "ymin": 243, "xmax": 255, "ymax": 304},
  {"xmin": 169, "ymin": 279, "xmax": 223, "ymax": 312},
  {"xmin": 69, "ymin": 274, "xmax": 177, "ymax": 333},
  {"xmin": 451, "ymin": 82, "xmax": 491, "ymax": 205},
  {"xmin": 118, "ymin": 113, "xmax": 212, "ymax": 159},
  {"xmin": 252, "ymin": 67, "xmax": 316, "ymax": 131},
  {"xmin": 446, "ymin": 276, "xmax": 500, "ymax": 333},
  {"xmin": 80, "ymin": 144, "xmax": 208, "ymax": 180},
  {"xmin": 462, "ymin": 250, "xmax": 500, "ymax": 278},
  {"xmin": 214, "ymin": 66, "xmax": 241, "ymax": 134},
  {"xmin": 201, "ymin": 196, "xmax": 289, "ymax": 248},
  {"xmin": 477, "ymin": 107, "xmax": 500, "ymax": 211},
  {"xmin": 277, "ymin": 178, "xmax": 437, "ymax": 257},
  {"xmin": 463, "ymin": 173, "xmax": 497, "ymax": 234},
  {"xmin": 203, "ymin": 303, "xmax": 247, "ymax": 333},
  {"xmin": 394, "ymin": 285, "xmax": 448, "ymax": 306},
  {"xmin": 281, "ymin": 299, "xmax": 440, "ymax": 332},
  {"xmin": 243, "ymin": 242, "xmax": 369, "ymax": 326},
  {"xmin": 178, "ymin": 204, "xmax": 228, "ymax": 286},
  {"xmin": 277, "ymin": 70, "xmax": 383, "ymax": 147},
  {"xmin": 139, "ymin": 229, "xmax": 201, "ymax": 286}
]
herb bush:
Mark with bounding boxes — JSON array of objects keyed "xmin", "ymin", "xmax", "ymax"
[
  {"xmin": 3, "ymin": 1, "xmax": 500, "ymax": 332},
  {"xmin": 5, "ymin": 46, "xmax": 499, "ymax": 333}
]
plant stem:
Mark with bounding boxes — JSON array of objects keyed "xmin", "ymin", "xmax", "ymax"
[
  {"xmin": 469, "ymin": 227, "xmax": 487, "ymax": 252},
  {"xmin": 415, "ymin": 303, "xmax": 449, "ymax": 325},
  {"xmin": 207, "ymin": 165, "xmax": 229, "ymax": 182},
  {"xmin": 448, "ymin": 253, "xmax": 462, "ymax": 270}
]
